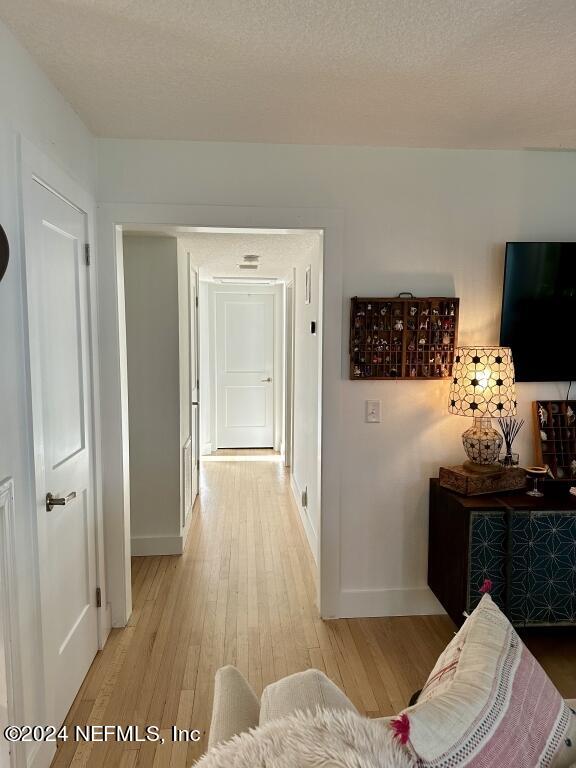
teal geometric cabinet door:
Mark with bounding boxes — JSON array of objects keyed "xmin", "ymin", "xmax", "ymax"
[
  {"xmin": 428, "ymin": 479, "xmax": 576, "ymax": 627},
  {"xmin": 468, "ymin": 510, "xmax": 576, "ymax": 625},
  {"xmin": 467, "ymin": 512, "xmax": 507, "ymax": 613}
]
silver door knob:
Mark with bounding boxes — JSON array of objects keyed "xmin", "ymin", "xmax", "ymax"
[
  {"xmin": 261, "ymin": 377, "xmax": 272, "ymax": 382},
  {"xmin": 46, "ymin": 491, "xmax": 77, "ymax": 511}
]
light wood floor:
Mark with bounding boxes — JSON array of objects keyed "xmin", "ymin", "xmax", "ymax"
[{"xmin": 53, "ymin": 460, "xmax": 576, "ymax": 767}]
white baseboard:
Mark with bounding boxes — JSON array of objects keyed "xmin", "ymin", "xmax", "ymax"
[
  {"xmin": 338, "ymin": 586, "xmax": 446, "ymax": 618},
  {"xmin": 289, "ymin": 474, "xmax": 318, "ymax": 564},
  {"xmin": 131, "ymin": 534, "xmax": 183, "ymax": 556},
  {"xmin": 201, "ymin": 442, "xmax": 213, "ymax": 456}
]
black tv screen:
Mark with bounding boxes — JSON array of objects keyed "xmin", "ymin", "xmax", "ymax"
[{"xmin": 500, "ymin": 243, "xmax": 576, "ymax": 382}]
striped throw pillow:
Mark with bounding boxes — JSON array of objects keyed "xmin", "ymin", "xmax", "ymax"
[{"xmin": 392, "ymin": 595, "xmax": 576, "ymax": 767}]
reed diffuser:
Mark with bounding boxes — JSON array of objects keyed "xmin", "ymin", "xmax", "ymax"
[{"xmin": 498, "ymin": 417, "xmax": 524, "ymax": 466}]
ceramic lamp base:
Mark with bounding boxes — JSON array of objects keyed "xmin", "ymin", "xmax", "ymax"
[
  {"xmin": 462, "ymin": 459, "xmax": 502, "ymax": 475},
  {"xmin": 462, "ymin": 417, "xmax": 503, "ymax": 467}
]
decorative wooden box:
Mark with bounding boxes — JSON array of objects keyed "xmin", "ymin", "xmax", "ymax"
[
  {"xmin": 439, "ymin": 464, "xmax": 526, "ymax": 496},
  {"xmin": 350, "ymin": 295, "xmax": 459, "ymax": 380},
  {"xmin": 533, "ymin": 400, "xmax": 576, "ymax": 480}
]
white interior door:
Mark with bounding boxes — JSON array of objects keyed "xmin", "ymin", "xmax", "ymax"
[
  {"xmin": 215, "ymin": 291, "xmax": 274, "ymax": 448},
  {"xmin": 24, "ymin": 179, "xmax": 98, "ymax": 727},
  {"xmin": 190, "ymin": 263, "xmax": 199, "ymax": 503}
]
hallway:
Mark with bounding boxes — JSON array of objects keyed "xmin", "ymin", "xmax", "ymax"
[{"xmin": 51, "ymin": 460, "xmax": 575, "ymax": 767}]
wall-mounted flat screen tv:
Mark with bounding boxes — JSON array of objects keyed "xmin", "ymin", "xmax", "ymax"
[{"xmin": 500, "ymin": 242, "xmax": 576, "ymax": 382}]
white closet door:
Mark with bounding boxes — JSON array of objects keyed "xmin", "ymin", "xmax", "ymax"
[
  {"xmin": 24, "ymin": 180, "xmax": 98, "ymax": 727},
  {"xmin": 215, "ymin": 292, "xmax": 274, "ymax": 448}
]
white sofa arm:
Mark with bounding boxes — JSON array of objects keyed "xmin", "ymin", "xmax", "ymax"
[{"xmin": 208, "ymin": 666, "xmax": 260, "ymax": 749}]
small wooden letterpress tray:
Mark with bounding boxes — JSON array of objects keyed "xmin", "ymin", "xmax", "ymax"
[
  {"xmin": 533, "ymin": 400, "xmax": 576, "ymax": 480},
  {"xmin": 350, "ymin": 294, "xmax": 459, "ymax": 380}
]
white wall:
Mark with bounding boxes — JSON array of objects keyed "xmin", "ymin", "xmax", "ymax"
[
  {"xmin": 123, "ymin": 235, "xmax": 191, "ymax": 555},
  {"xmin": 98, "ymin": 140, "xmax": 575, "ymax": 616},
  {"xmin": 0, "ymin": 18, "xmax": 96, "ymax": 765}
]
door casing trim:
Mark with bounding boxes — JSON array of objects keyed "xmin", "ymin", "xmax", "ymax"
[
  {"xmin": 0, "ymin": 478, "xmax": 24, "ymax": 768},
  {"xmin": 212, "ymin": 284, "xmax": 282, "ymax": 450},
  {"xmin": 98, "ymin": 205, "xmax": 343, "ymax": 623}
]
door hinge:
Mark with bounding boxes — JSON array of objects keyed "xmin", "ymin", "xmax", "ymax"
[
  {"xmin": 195, "ymin": 296, "xmax": 198, "ymax": 307},
  {"xmin": 85, "ymin": 243, "xmax": 91, "ymax": 266},
  {"xmin": 96, "ymin": 586, "xmax": 102, "ymax": 608}
]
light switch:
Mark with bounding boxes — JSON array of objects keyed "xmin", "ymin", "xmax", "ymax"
[{"xmin": 365, "ymin": 399, "xmax": 381, "ymax": 423}]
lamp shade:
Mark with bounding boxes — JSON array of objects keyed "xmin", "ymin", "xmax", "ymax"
[{"xmin": 448, "ymin": 346, "xmax": 516, "ymax": 417}]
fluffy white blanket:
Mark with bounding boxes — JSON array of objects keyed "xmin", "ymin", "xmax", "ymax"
[{"xmin": 194, "ymin": 707, "xmax": 415, "ymax": 768}]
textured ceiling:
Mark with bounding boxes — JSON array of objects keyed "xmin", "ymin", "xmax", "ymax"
[
  {"xmin": 184, "ymin": 232, "xmax": 320, "ymax": 280},
  {"xmin": 2, "ymin": 0, "xmax": 576, "ymax": 148},
  {"xmin": 124, "ymin": 230, "xmax": 320, "ymax": 280}
]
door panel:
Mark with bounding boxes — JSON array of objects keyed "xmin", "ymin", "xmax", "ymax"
[
  {"xmin": 224, "ymin": 302, "xmax": 267, "ymax": 371},
  {"xmin": 25, "ymin": 179, "xmax": 97, "ymax": 727},
  {"xmin": 53, "ymin": 491, "xmax": 90, "ymax": 640},
  {"xmin": 40, "ymin": 224, "xmax": 86, "ymax": 466},
  {"xmin": 215, "ymin": 292, "xmax": 274, "ymax": 448},
  {"xmin": 225, "ymin": 387, "xmax": 267, "ymax": 427}
]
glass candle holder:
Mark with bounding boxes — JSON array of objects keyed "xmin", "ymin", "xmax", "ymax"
[{"xmin": 499, "ymin": 452, "xmax": 519, "ymax": 468}]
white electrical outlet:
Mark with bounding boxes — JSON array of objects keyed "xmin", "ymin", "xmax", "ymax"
[{"xmin": 365, "ymin": 399, "xmax": 381, "ymax": 423}]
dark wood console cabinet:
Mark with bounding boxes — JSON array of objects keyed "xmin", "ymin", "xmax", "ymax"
[{"xmin": 428, "ymin": 479, "xmax": 576, "ymax": 628}]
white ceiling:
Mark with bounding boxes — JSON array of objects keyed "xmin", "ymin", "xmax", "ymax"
[
  {"xmin": 124, "ymin": 229, "xmax": 321, "ymax": 280},
  {"xmin": 2, "ymin": 0, "xmax": 576, "ymax": 149},
  {"xmin": 184, "ymin": 232, "xmax": 321, "ymax": 281}
]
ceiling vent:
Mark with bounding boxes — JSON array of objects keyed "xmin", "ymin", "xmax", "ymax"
[
  {"xmin": 215, "ymin": 277, "xmax": 278, "ymax": 285},
  {"xmin": 238, "ymin": 263, "xmax": 258, "ymax": 270}
]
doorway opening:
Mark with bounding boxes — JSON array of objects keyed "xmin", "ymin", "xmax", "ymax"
[{"xmin": 121, "ymin": 226, "xmax": 324, "ymax": 590}]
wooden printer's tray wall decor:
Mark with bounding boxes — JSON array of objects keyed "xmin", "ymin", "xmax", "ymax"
[
  {"xmin": 350, "ymin": 295, "xmax": 460, "ymax": 380},
  {"xmin": 533, "ymin": 400, "xmax": 576, "ymax": 480}
]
